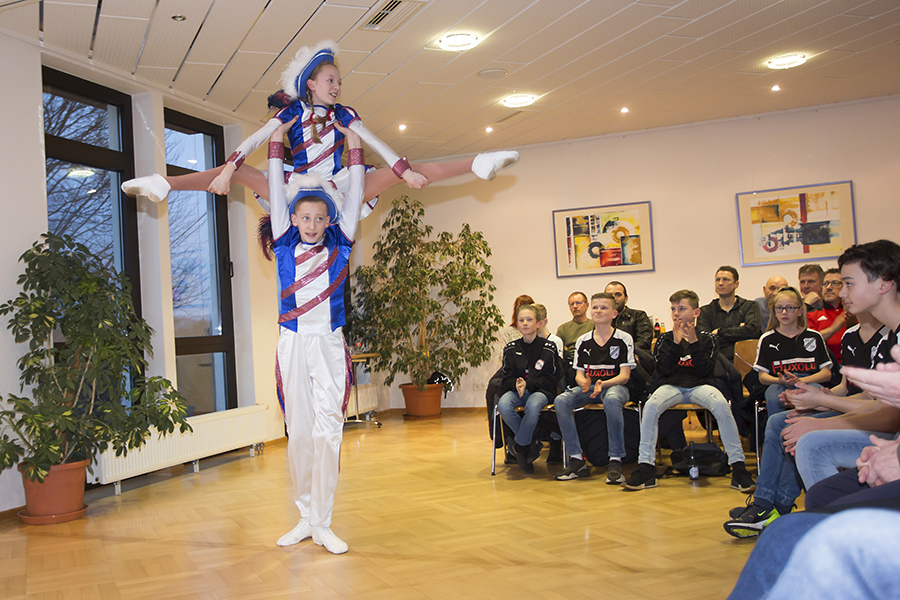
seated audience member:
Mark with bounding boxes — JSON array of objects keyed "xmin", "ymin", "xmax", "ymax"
[
  {"xmin": 605, "ymin": 281, "xmax": 653, "ymax": 354},
  {"xmin": 798, "ymin": 263, "xmax": 825, "ymax": 312},
  {"xmin": 807, "ymin": 268, "xmax": 855, "ymax": 363},
  {"xmin": 553, "ymin": 293, "xmax": 634, "ymax": 483},
  {"xmin": 533, "ymin": 303, "xmax": 564, "ymax": 358},
  {"xmin": 726, "ymin": 508, "xmax": 900, "ymax": 600},
  {"xmin": 754, "ymin": 275, "xmax": 789, "ymax": 331},
  {"xmin": 497, "ymin": 304, "xmax": 560, "ymax": 474},
  {"xmin": 497, "ymin": 294, "xmax": 535, "ymax": 351},
  {"xmin": 624, "ymin": 289, "xmax": 755, "ymax": 492},
  {"xmin": 787, "ymin": 240, "xmax": 900, "ymax": 489},
  {"xmin": 723, "ymin": 309, "xmax": 887, "ymax": 539},
  {"xmin": 754, "ymin": 286, "xmax": 832, "ymax": 419},
  {"xmin": 697, "ymin": 265, "xmax": 761, "ymax": 360},
  {"xmin": 556, "ymin": 292, "xmax": 594, "ymax": 366}
]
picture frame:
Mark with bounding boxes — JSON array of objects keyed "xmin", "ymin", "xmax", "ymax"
[
  {"xmin": 552, "ymin": 201, "xmax": 655, "ymax": 278},
  {"xmin": 735, "ymin": 181, "xmax": 855, "ymax": 267}
]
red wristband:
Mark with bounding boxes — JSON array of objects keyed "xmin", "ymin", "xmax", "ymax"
[
  {"xmin": 348, "ymin": 148, "xmax": 364, "ymax": 166},
  {"xmin": 268, "ymin": 142, "xmax": 283, "ymax": 160},
  {"xmin": 227, "ymin": 151, "xmax": 245, "ymax": 170},
  {"xmin": 392, "ymin": 157, "xmax": 411, "ymax": 178}
]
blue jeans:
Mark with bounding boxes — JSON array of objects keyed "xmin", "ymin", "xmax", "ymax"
[
  {"xmin": 497, "ymin": 389, "xmax": 550, "ymax": 446},
  {"xmin": 795, "ymin": 429, "xmax": 894, "ymax": 489},
  {"xmin": 554, "ymin": 384, "xmax": 629, "ymax": 459},
  {"xmin": 638, "ymin": 384, "xmax": 744, "ymax": 465},
  {"xmin": 754, "ymin": 411, "xmax": 837, "ymax": 509},
  {"xmin": 728, "ymin": 509, "xmax": 900, "ymax": 600}
]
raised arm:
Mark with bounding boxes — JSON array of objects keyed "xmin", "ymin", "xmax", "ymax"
[
  {"xmin": 268, "ymin": 117, "xmax": 299, "ymax": 240},
  {"xmin": 334, "ymin": 121, "xmax": 365, "ymax": 240},
  {"xmin": 348, "ymin": 119, "xmax": 430, "ymax": 189},
  {"xmin": 210, "ymin": 118, "xmax": 283, "ymax": 195}
]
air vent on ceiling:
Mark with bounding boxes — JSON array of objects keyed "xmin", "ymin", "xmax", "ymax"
[
  {"xmin": 495, "ymin": 110, "xmax": 522, "ymax": 124},
  {"xmin": 363, "ymin": 0, "xmax": 425, "ymax": 32}
]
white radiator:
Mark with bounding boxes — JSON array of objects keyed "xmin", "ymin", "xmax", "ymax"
[
  {"xmin": 89, "ymin": 404, "xmax": 269, "ymax": 489},
  {"xmin": 349, "ymin": 382, "xmax": 378, "ymax": 415}
]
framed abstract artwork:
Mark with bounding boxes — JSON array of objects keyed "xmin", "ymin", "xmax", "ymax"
[
  {"xmin": 735, "ymin": 181, "xmax": 855, "ymax": 267},
  {"xmin": 552, "ymin": 201, "xmax": 655, "ymax": 278}
]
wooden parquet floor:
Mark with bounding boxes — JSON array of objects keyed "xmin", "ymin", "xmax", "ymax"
[{"xmin": 0, "ymin": 409, "xmax": 763, "ymax": 600}]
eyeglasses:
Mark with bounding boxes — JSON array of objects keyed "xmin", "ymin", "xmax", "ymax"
[
  {"xmin": 774, "ymin": 305, "xmax": 800, "ymax": 313},
  {"xmin": 569, "ymin": 301, "xmax": 585, "ymax": 306},
  {"xmin": 823, "ymin": 281, "xmax": 843, "ymax": 288}
]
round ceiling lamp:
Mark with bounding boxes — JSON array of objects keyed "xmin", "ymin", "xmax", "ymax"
[
  {"xmin": 438, "ymin": 33, "xmax": 479, "ymax": 51},
  {"xmin": 502, "ymin": 94, "xmax": 536, "ymax": 108},
  {"xmin": 767, "ymin": 53, "xmax": 806, "ymax": 69}
]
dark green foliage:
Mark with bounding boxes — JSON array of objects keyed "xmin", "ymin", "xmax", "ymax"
[
  {"xmin": 350, "ymin": 196, "xmax": 504, "ymax": 390},
  {"xmin": 0, "ymin": 233, "xmax": 191, "ymax": 482}
]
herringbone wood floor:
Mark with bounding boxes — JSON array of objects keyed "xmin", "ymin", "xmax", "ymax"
[{"xmin": 0, "ymin": 409, "xmax": 766, "ymax": 600}]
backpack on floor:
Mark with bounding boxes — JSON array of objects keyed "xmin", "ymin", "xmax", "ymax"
[{"xmin": 668, "ymin": 443, "xmax": 730, "ymax": 477}]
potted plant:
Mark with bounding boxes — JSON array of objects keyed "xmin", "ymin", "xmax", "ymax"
[
  {"xmin": 0, "ymin": 233, "xmax": 191, "ymax": 524},
  {"xmin": 350, "ymin": 196, "xmax": 504, "ymax": 417}
]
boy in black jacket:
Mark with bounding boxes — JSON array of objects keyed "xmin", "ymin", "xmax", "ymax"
[
  {"xmin": 497, "ymin": 304, "xmax": 561, "ymax": 474},
  {"xmin": 624, "ymin": 290, "xmax": 755, "ymax": 492}
]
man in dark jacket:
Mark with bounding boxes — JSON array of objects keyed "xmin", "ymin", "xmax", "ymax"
[
  {"xmin": 606, "ymin": 281, "xmax": 653, "ymax": 354},
  {"xmin": 697, "ymin": 265, "xmax": 761, "ymax": 361}
]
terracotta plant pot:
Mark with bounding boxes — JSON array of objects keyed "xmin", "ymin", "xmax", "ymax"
[
  {"xmin": 400, "ymin": 383, "xmax": 443, "ymax": 419},
  {"xmin": 18, "ymin": 459, "xmax": 89, "ymax": 525}
]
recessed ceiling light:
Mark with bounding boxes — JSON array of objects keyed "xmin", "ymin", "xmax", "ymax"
[
  {"xmin": 502, "ymin": 94, "xmax": 536, "ymax": 108},
  {"xmin": 438, "ymin": 33, "xmax": 479, "ymax": 51},
  {"xmin": 398, "ymin": 124, "xmax": 407, "ymax": 131},
  {"xmin": 767, "ymin": 53, "xmax": 806, "ymax": 69},
  {"xmin": 477, "ymin": 68, "xmax": 508, "ymax": 80},
  {"xmin": 485, "ymin": 126, "xmax": 493, "ymax": 133},
  {"xmin": 67, "ymin": 168, "xmax": 95, "ymax": 178},
  {"xmin": 187, "ymin": 159, "xmax": 198, "ymax": 164},
  {"xmin": 171, "ymin": 14, "xmax": 186, "ymax": 21},
  {"xmin": 620, "ymin": 107, "xmax": 629, "ymax": 113},
  {"xmin": 771, "ymin": 84, "xmax": 781, "ymax": 91}
]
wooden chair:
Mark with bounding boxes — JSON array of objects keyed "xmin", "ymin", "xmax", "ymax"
[{"xmin": 733, "ymin": 338, "xmax": 762, "ymax": 473}]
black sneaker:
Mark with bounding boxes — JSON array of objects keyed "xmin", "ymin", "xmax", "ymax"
[
  {"xmin": 547, "ymin": 438, "xmax": 563, "ymax": 465},
  {"xmin": 514, "ymin": 442, "xmax": 534, "ymax": 474},
  {"xmin": 730, "ymin": 463, "xmax": 756, "ymax": 493},
  {"xmin": 624, "ymin": 463, "xmax": 659, "ymax": 490},
  {"xmin": 554, "ymin": 457, "xmax": 590, "ymax": 480},
  {"xmin": 723, "ymin": 503, "xmax": 782, "ymax": 539},
  {"xmin": 729, "ymin": 495, "xmax": 754, "ymax": 520},
  {"xmin": 606, "ymin": 460, "xmax": 624, "ymax": 484}
]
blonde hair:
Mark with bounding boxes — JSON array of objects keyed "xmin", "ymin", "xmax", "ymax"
[
  {"xmin": 532, "ymin": 303, "xmax": 548, "ymax": 322},
  {"xmin": 767, "ymin": 286, "xmax": 807, "ymax": 332},
  {"xmin": 304, "ymin": 61, "xmax": 336, "ymax": 145}
]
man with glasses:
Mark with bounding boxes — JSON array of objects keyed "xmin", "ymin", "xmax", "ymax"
[
  {"xmin": 807, "ymin": 268, "xmax": 854, "ymax": 364},
  {"xmin": 556, "ymin": 292, "xmax": 594, "ymax": 366}
]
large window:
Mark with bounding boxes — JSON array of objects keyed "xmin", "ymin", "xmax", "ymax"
[
  {"xmin": 164, "ymin": 109, "xmax": 237, "ymax": 414},
  {"xmin": 42, "ymin": 68, "xmax": 140, "ymax": 305}
]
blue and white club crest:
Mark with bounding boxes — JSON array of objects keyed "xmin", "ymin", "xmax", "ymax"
[
  {"xmin": 803, "ymin": 337, "xmax": 817, "ymax": 352},
  {"xmin": 610, "ymin": 346, "xmax": 620, "ymax": 360}
]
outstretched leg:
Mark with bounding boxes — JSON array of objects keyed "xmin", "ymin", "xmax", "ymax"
[{"xmin": 123, "ymin": 164, "xmax": 270, "ymax": 203}]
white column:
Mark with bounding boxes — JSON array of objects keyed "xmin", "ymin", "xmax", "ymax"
[
  {"xmin": 0, "ymin": 32, "xmax": 47, "ymax": 511},
  {"xmin": 131, "ymin": 91, "xmax": 177, "ymax": 384}
]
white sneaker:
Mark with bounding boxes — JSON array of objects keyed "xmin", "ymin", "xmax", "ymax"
[
  {"xmin": 276, "ymin": 518, "xmax": 312, "ymax": 547},
  {"xmin": 471, "ymin": 151, "xmax": 519, "ymax": 180},
  {"xmin": 312, "ymin": 526, "xmax": 348, "ymax": 554},
  {"xmin": 121, "ymin": 173, "xmax": 170, "ymax": 203}
]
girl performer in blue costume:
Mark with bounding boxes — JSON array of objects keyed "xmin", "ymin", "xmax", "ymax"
[{"xmin": 123, "ymin": 40, "xmax": 519, "ymax": 216}]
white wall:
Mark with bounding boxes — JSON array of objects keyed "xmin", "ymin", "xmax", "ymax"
[
  {"xmin": 356, "ymin": 96, "xmax": 900, "ymax": 410},
  {"xmin": 0, "ymin": 34, "xmax": 48, "ymax": 511}
]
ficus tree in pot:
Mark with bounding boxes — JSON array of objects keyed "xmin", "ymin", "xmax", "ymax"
[
  {"xmin": 350, "ymin": 196, "xmax": 503, "ymax": 413},
  {"xmin": 0, "ymin": 233, "xmax": 191, "ymax": 519}
]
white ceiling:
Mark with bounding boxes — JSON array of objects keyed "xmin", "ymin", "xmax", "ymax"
[{"xmin": 2, "ymin": 0, "xmax": 899, "ymax": 161}]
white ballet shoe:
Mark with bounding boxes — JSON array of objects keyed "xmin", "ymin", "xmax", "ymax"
[
  {"xmin": 312, "ymin": 526, "xmax": 348, "ymax": 554},
  {"xmin": 121, "ymin": 173, "xmax": 170, "ymax": 203},
  {"xmin": 276, "ymin": 518, "xmax": 312, "ymax": 547},
  {"xmin": 471, "ymin": 151, "xmax": 519, "ymax": 180}
]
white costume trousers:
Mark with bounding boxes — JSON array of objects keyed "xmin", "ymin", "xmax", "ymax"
[{"xmin": 277, "ymin": 327, "xmax": 347, "ymax": 527}]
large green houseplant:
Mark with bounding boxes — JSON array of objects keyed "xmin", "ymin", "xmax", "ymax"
[
  {"xmin": 350, "ymin": 196, "xmax": 503, "ymax": 415},
  {"xmin": 0, "ymin": 233, "xmax": 191, "ymax": 521}
]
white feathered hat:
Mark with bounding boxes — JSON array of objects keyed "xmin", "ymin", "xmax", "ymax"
[
  {"xmin": 280, "ymin": 40, "xmax": 338, "ymax": 102},
  {"xmin": 285, "ymin": 173, "xmax": 343, "ymax": 223}
]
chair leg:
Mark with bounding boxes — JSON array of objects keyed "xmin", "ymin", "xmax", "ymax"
[
  {"xmin": 491, "ymin": 402, "xmax": 499, "ymax": 476},
  {"xmin": 754, "ymin": 400, "xmax": 761, "ymax": 475},
  {"xmin": 561, "ymin": 439, "xmax": 567, "ymax": 468}
]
